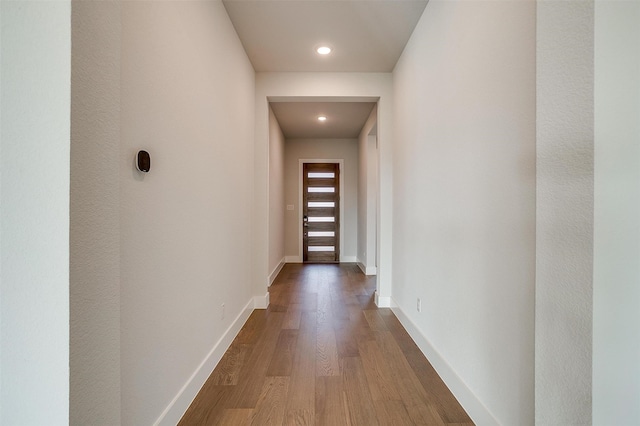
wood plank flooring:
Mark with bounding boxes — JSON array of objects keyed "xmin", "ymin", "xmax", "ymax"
[{"xmin": 179, "ymin": 263, "xmax": 474, "ymax": 426}]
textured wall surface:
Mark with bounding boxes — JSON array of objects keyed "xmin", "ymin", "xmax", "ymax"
[
  {"xmin": 357, "ymin": 107, "xmax": 378, "ymax": 273},
  {"xmin": 70, "ymin": 1, "xmax": 122, "ymax": 424},
  {"xmin": 0, "ymin": 2, "xmax": 71, "ymax": 424},
  {"xmin": 593, "ymin": 1, "xmax": 640, "ymax": 423},
  {"xmin": 268, "ymin": 107, "xmax": 286, "ymax": 275},
  {"xmin": 392, "ymin": 1, "xmax": 536, "ymax": 424},
  {"xmin": 536, "ymin": 1, "xmax": 594, "ymax": 424},
  {"xmin": 119, "ymin": 2, "xmax": 255, "ymax": 424}
]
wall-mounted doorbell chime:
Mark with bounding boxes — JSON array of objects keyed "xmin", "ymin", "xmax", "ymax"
[{"xmin": 136, "ymin": 150, "xmax": 151, "ymax": 173}]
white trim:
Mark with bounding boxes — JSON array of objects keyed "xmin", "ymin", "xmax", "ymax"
[
  {"xmin": 374, "ymin": 291, "xmax": 393, "ymax": 308},
  {"xmin": 391, "ymin": 301, "xmax": 500, "ymax": 426},
  {"xmin": 357, "ymin": 262, "xmax": 377, "ymax": 276},
  {"xmin": 340, "ymin": 256, "xmax": 357, "ymax": 263},
  {"xmin": 153, "ymin": 300, "xmax": 254, "ymax": 426},
  {"xmin": 253, "ymin": 292, "xmax": 270, "ymax": 309},
  {"xmin": 298, "ymin": 159, "xmax": 344, "ymax": 263},
  {"xmin": 284, "ymin": 255, "xmax": 302, "ymax": 263},
  {"xmin": 269, "ymin": 258, "xmax": 286, "ymax": 286}
]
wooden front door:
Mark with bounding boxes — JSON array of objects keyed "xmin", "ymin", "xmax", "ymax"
[{"xmin": 303, "ymin": 163, "xmax": 340, "ymax": 263}]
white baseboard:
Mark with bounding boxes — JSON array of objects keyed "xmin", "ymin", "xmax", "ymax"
[
  {"xmin": 154, "ymin": 300, "xmax": 254, "ymax": 426},
  {"xmin": 391, "ymin": 301, "xmax": 499, "ymax": 426},
  {"xmin": 269, "ymin": 258, "xmax": 286, "ymax": 286},
  {"xmin": 374, "ymin": 291, "xmax": 393, "ymax": 308},
  {"xmin": 357, "ymin": 262, "xmax": 377, "ymax": 276},
  {"xmin": 254, "ymin": 292, "xmax": 269, "ymax": 309},
  {"xmin": 286, "ymin": 256, "xmax": 359, "ymax": 264}
]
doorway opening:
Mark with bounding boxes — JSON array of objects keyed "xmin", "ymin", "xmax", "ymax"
[{"xmin": 267, "ymin": 97, "xmax": 379, "ymax": 272}]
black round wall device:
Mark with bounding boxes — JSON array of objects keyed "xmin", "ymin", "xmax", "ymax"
[{"xmin": 136, "ymin": 150, "xmax": 151, "ymax": 173}]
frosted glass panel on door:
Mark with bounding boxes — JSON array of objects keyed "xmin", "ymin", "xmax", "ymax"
[
  {"xmin": 308, "ymin": 202, "xmax": 335, "ymax": 208},
  {"xmin": 308, "ymin": 217, "xmax": 334, "ymax": 222},
  {"xmin": 308, "ymin": 246, "xmax": 335, "ymax": 252},
  {"xmin": 308, "ymin": 231, "xmax": 335, "ymax": 237},
  {"xmin": 308, "ymin": 187, "xmax": 335, "ymax": 193},
  {"xmin": 308, "ymin": 172, "xmax": 335, "ymax": 178}
]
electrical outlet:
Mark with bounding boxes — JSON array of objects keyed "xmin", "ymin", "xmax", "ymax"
[
  {"xmin": 221, "ymin": 303, "xmax": 225, "ymax": 320},
  {"xmin": 417, "ymin": 298, "xmax": 422, "ymax": 312}
]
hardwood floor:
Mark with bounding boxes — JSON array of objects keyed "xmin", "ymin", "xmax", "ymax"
[{"xmin": 179, "ymin": 264, "xmax": 474, "ymax": 425}]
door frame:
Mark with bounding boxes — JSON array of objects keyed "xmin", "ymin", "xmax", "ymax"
[{"xmin": 298, "ymin": 159, "xmax": 345, "ymax": 263}]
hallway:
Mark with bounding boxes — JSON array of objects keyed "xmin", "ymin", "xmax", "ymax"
[{"xmin": 179, "ymin": 264, "xmax": 473, "ymax": 425}]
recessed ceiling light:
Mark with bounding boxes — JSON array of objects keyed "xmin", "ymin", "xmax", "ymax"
[
  {"xmin": 316, "ymin": 46, "xmax": 332, "ymax": 55},
  {"xmin": 318, "ymin": 116, "xmax": 327, "ymax": 122}
]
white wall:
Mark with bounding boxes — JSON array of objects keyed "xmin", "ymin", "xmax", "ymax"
[
  {"xmin": 536, "ymin": 2, "xmax": 594, "ymax": 424},
  {"xmin": 284, "ymin": 139, "xmax": 359, "ymax": 262},
  {"xmin": 0, "ymin": 1, "xmax": 71, "ymax": 423},
  {"xmin": 357, "ymin": 106, "xmax": 378, "ymax": 274},
  {"xmin": 70, "ymin": 1, "xmax": 122, "ymax": 423},
  {"xmin": 268, "ymin": 107, "xmax": 286, "ymax": 281},
  {"xmin": 255, "ymin": 73, "xmax": 393, "ymax": 304},
  {"xmin": 593, "ymin": 1, "xmax": 640, "ymax": 424},
  {"xmin": 392, "ymin": 1, "xmax": 536, "ymax": 424},
  {"xmin": 118, "ymin": 2, "xmax": 255, "ymax": 424}
]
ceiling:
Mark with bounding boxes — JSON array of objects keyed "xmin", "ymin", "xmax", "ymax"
[
  {"xmin": 270, "ymin": 102, "xmax": 376, "ymax": 139},
  {"xmin": 222, "ymin": 0, "xmax": 428, "ymax": 73},
  {"xmin": 222, "ymin": 0, "xmax": 428, "ymax": 138}
]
